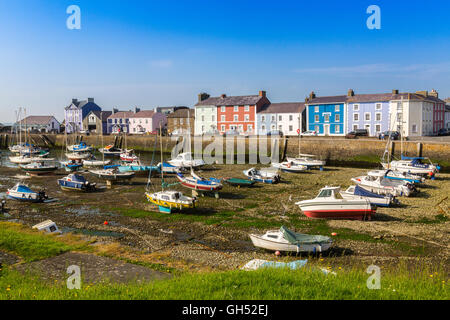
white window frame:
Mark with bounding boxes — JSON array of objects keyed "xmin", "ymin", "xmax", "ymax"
[
  {"xmin": 315, "ymin": 115, "xmax": 319, "ymax": 122},
  {"xmin": 375, "ymin": 124, "xmax": 381, "ymax": 133},
  {"xmin": 364, "ymin": 113, "xmax": 371, "ymax": 121},
  {"xmin": 247, "ymin": 124, "xmax": 253, "ymax": 132},
  {"xmin": 412, "ymin": 124, "xmax": 417, "ymax": 133},
  {"xmin": 261, "ymin": 115, "xmax": 266, "ymax": 122},
  {"xmin": 375, "ymin": 112, "xmax": 382, "ymax": 122},
  {"xmin": 335, "ymin": 105, "xmax": 340, "ymax": 112},
  {"xmin": 375, "ymin": 103, "xmax": 382, "ymax": 110},
  {"xmin": 244, "ymin": 105, "xmax": 250, "ymax": 112},
  {"xmin": 314, "ymin": 106, "xmax": 319, "ymax": 113},
  {"xmin": 353, "ymin": 113, "xmax": 359, "ymax": 121},
  {"xmin": 221, "ymin": 106, "xmax": 225, "ymax": 112},
  {"xmin": 234, "ymin": 106, "xmax": 239, "ymax": 112},
  {"xmin": 244, "ymin": 115, "xmax": 250, "ymax": 122},
  {"xmin": 279, "ymin": 115, "xmax": 282, "ymax": 121},
  {"xmin": 234, "ymin": 115, "xmax": 238, "ymax": 122},
  {"xmin": 335, "ymin": 125, "xmax": 340, "ymax": 133},
  {"xmin": 221, "ymin": 115, "xmax": 225, "ymax": 122},
  {"xmin": 289, "ymin": 115, "xmax": 293, "ymax": 121},
  {"xmin": 221, "ymin": 125, "xmax": 225, "ymax": 132},
  {"xmin": 353, "ymin": 104, "xmax": 360, "ymax": 111},
  {"xmin": 324, "ymin": 114, "xmax": 330, "ymax": 122},
  {"xmin": 353, "ymin": 124, "xmax": 358, "ymax": 131},
  {"xmin": 335, "ymin": 114, "xmax": 340, "ymax": 122}
]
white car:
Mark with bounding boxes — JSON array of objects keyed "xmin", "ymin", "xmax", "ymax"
[{"xmin": 301, "ymin": 130, "xmax": 317, "ymax": 136}]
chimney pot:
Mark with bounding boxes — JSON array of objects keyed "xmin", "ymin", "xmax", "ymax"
[
  {"xmin": 221, "ymin": 94, "xmax": 227, "ymax": 99},
  {"xmin": 309, "ymin": 91, "xmax": 316, "ymax": 99},
  {"xmin": 259, "ymin": 91, "xmax": 266, "ymax": 98},
  {"xmin": 72, "ymin": 98, "xmax": 78, "ymax": 104},
  {"xmin": 392, "ymin": 89, "xmax": 399, "ymax": 95},
  {"xmin": 87, "ymin": 98, "xmax": 94, "ymax": 103},
  {"xmin": 347, "ymin": 89, "xmax": 355, "ymax": 97},
  {"xmin": 198, "ymin": 93, "xmax": 210, "ymax": 103}
]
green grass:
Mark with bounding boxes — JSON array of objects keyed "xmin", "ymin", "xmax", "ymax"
[
  {"xmin": 0, "ymin": 264, "xmax": 447, "ymax": 300},
  {"xmin": 413, "ymin": 214, "xmax": 449, "ymax": 224},
  {"xmin": 0, "ymin": 223, "xmax": 81, "ymax": 262}
]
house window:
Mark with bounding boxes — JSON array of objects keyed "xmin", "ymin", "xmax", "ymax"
[
  {"xmin": 279, "ymin": 125, "xmax": 282, "ymax": 131},
  {"xmin": 335, "ymin": 114, "xmax": 340, "ymax": 122},
  {"xmin": 365, "ymin": 124, "xmax": 371, "ymax": 134},
  {"xmin": 238, "ymin": 124, "xmax": 244, "ymax": 131},
  {"xmin": 315, "ymin": 125, "xmax": 320, "ymax": 133},
  {"xmin": 221, "ymin": 115, "xmax": 225, "ymax": 122},
  {"xmin": 335, "ymin": 105, "xmax": 340, "ymax": 112},
  {"xmin": 412, "ymin": 124, "xmax": 417, "ymax": 133},
  {"xmin": 234, "ymin": 106, "xmax": 239, "ymax": 112},
  {"xmin": 180, "ymin": 119, "xmax": 184, "ymax": 125},
  {"xmin": 365, "ymin": 113, "xmax": 371, "ymax": 121},
  {"xmin": 271, "ymin": 115, "xmax": 276, "ymax": 122},
  {"xmin": 353, "ymin": 104, "xmax": 360, "ymax": 111},
  {"xmin": 244, "ymin": 115, "xmax": 250, "ymax": 122},
  {"xmin": 261, "ymin": 115, "xmax": 265, "ymax": 122},
  {"xmin": 212, "ymin": 115, "xmax": 215, "ymax": 121},
  {"xmin": 315, "ymin": 115, "xmax": 319, "ymax": 122},
  {"xmin": 375, "ymin": 124, "xmax": 381, "ymax": 133},
  {"xmin": 221, "ymin": 106, "xmax": 225, "ymax": 112},
  {"xmin": 375, "ymin": 113, "xmax": 381, "ymax": 121},
  {"xmin": 335, "ymin": 125, "xmax": 340, "ymax": 133},
  {"xmin": 261, "ymin": 125, "xmax": 266, "ymax": 131},
  {"xmin": 202, "ymin": 125, "xmax": 205, "ymax": 132},
  {"xmin": 279, "ymin": 115, "xmax": 282, "ymax": 121},
  {"xmin": 324, "ymin": 114, "xmax": 330, "ymax": 122},
  {"xmin": 201, "ymin": 115, "xmax": 205, "ymax": 121},
  {"xmin": 289, "ymin": 125, "xmax": 293, "ymax": 131},
  {"xmin": 289, "ymin": 115, "xmax": 293, "ymax": 121},
  {"xmin": 221, "ymin": 125, "xmax": 225, "ymax": 132},
  {"xmin": 244, "ymin": 105, "xmax": 250, "ymax": 111},
  {"xmin": 376, "ymin": 103, "xmax": 382, "ymax": 110},
  {"xmin": 314, "ymin": 106, "xmax": 319, "ymax": 112},
  {"xmin": 353, "ymin": 124, "xmax": 358, "ymax": 131},
  {"xmin": 247, "ymin": 124, "xmax": 253, "ymax": 132},
  {"xmin": 271, "ymin": 124, "xmax": 276, "ymax": 130},
  {"xmin": 234, "ymin": 115, "xmax": 238, "ymax": 122}
]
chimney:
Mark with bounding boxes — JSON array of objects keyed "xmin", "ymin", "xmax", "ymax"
[
  {"xmin": 309, "ymin": 91, "xmax": 316, "ymax": 100},
  {"xmin": 221, "ymin": 94, "xmax": 227, "ymax": 99},
  {"xmin": 259, "ymin": 91, "xmax": 266, "ymax": 98},
  {"xmin": 134, "ymin": 107, "xmax": 141, "ymax": 114},
  {"xmin": 87, "ymin": 98, "xmax": 94, "ymax": 103},
  {"xmin": 72, "ymin": 98, "xmax": 78, "ymax": 104},
  {"xmin": 198, "ymin": 93, "xmax": 210, "ymax": 102},
  {"xmin": 347, "ymin": 89, "xmax": 355, "ymax": 97},
  {"xmin": 416, "ymin": 90, "xmax": 428, "ymax": 97},
  {"xmin": 429, "ymin": 89, "xmax": 438, "ymax": 98},
  {"xmin": 392, "ymin": 89, "xmax": 399, "ymax": 95},
  {"xmin": 112, "ymin": 108, "xmax": 118, "ymax": 114}
]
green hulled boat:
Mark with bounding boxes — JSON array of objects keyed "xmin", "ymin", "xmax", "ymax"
[{"xmin": 224, "ymin": 178, "xmax": 256, "ymax": 187}]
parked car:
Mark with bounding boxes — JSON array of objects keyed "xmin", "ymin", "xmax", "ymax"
[
  {"xmin": 345, "ymin": 129, "xmax": 368, "ymax": 139},
  {"xmin": 378, "ymin": 131, "xmax": 400, "ymax": 140},
  {"xmin": 301, "ymin": 130, "xmax": 317, "ymax": 137},
  {"xmin": 437, "ymin": 128, "xmax": 450, "ymax": 136},
  {"xmin": 266, "ymin": 130, "xmax": 284, "ymax": 137},
  {"xmin": 223, "ymin": 130, "xmax": 239, "ymax": 137}
]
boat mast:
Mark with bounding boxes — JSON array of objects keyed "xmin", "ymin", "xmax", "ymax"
[
  {"xmin": 159, "ymin": 121, "xmax": 164, "ymax": 191},
  {"xmin": 298, "ymin": 111, "xmax": 302, "ymax": 156},
  {"xmin": 400, "ymin": 96, "xmax": 404, "ymax": 158}
]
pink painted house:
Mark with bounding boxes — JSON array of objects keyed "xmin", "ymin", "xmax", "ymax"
[{"xmin": 129, "ymin": 110, "xmax": 167, "ymax": 134}]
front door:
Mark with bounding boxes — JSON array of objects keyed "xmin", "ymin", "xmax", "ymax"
[{"xmin": 324, "ymin": 124, "xmax": 330, "ymax": 136}]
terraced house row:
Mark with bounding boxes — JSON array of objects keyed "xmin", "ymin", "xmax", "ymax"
[{"xmin": 192, "ymin": 89, "xmax": 447, "ymax": 137}]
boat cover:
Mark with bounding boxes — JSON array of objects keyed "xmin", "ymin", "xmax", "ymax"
[
  {"xmin": 281, "ymin": 226, "xmax": 331, "ymax": 245},
  {"xmin": 354, "ymin": 185, "xmax": 386, "ymax": 199},
  {"xmin": 68, "ymin": 174, "xmax": 87, "ymax": 183},
  {"xmin": 16, "ymin": 185, "xmax": 35, "ymax": 193}
]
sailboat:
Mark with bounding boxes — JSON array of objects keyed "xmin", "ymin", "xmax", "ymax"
[
  {"xmin": 145, "ymin": 121, "xmax": 196, "ymax": 213},
  {"xmin": 286, "ymin": 117, "xmax": 326, "ymax": 170}
]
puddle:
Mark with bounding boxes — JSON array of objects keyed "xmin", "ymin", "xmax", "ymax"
[
  {"xmin": 61, "ymin": 227, "xmax": 125, "ymax": 238},
  {"xmin": 66, "ymin": 206, "xmax": 116, "ymax": 217}
]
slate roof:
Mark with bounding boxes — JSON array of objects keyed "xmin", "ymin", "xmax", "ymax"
[
  {"xmin": 167, "ymin": 108, "xmax": 195, "ymax": 118},
  {"xmin": 347, "ymin": 93, "xmax": 394, "ymax": 103},
  {"xmin": 89, "ymin": 111, "xmax": 112, "ymax": 121},
  {"xmin": 196, "ymin": 95, "xmax": 264, "ymax": 107},
  {"xmin": 17, "ymin": 116, "xmax": 57, "ymax": 126},
  {"xmin": 258, "ymin": 103, "xmax": 305, "ymax": 114},
  {"xmin": 306, "ymin": 95, "xmax": 348, "ymax": 105},
  {"xmin": 130, "ymin": 110, "xmax": 155, "ymax": 118},
  {"xmin": 107, "ymin": 111, "xmax": 135, "ymax": 119}
]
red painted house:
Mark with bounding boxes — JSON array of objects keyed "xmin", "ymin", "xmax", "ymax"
[{"xmin": 214, "ymin": 91, "xmax": 270, "ymax": 134}]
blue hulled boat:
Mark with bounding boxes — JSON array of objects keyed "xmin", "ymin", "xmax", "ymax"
[
  {"xmin": 57, "ymin": 173, "xmax": 96, "ymax": 192},
  {"xmin": 6, "ymin": 183, "xmax": 48, "ymax": 202}
]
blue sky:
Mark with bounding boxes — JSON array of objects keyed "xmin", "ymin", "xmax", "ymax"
[{"xmin": 0, "ymin": 0, "xmax": 449, "ymax": 122}]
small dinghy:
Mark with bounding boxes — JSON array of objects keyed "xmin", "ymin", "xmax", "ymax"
[
  {"xmin": 67, "ymin": 142, "xmax": 93, "ymax": 153},
  {"xmin": 369, "ymin": 169, "xmax": 424, "ymax": 184},
  {"xmin": 9, "ymin": 154, "xmax": 55, "ymax": 165},
  {"xmin": 89, "ymin": 167, "xmax": 135, "ymax": 181},
  {"xmin": 32, "ymin": 220, "xmax": 62, "ymax": 234},
  {"xmin": 249, "ymin": 226, "xmax": 332, "ymax": 253},
  {"xmin": 118, "ymin": 160, "xmax": 159, "ymax": 175},
  {"xmin": 243, "ymin": 168, "xmax": 280, "ymax": 184},
  {"xmin": 176, "ymin": 171, "xmax": 223, "ymax": 192},
  {"xmin": 157, "ymin": 162, "xmax": 182, "ymax": 174},
  {"xmin": 6, "ymin": 183, "xmax": 48, "ymax": 202},
  {"xmin": 286, "ymin": 154, "xmax": 326, "ymax": 170},
  {"xmin": 351, "ymin": 171, "xmax": 415, "ymax": 197},
  {"xmin": 381, "ymin": 156, "xmax": 440, "ymax": 178},
  {"xmin": 99, "ymin": 145, "xmax": 123, "ymax": 156},
  {"xmin": 120, "ymin": 149, "xmax": 139, "ymax": 163},
  {"xmin": 65, "ymin": 152, "xmax": 91, "ymax": 161},
  {"xmin": 82, "ymin": 155, "xmax": 111, "ymax": 167},
  {"xmin": 58, "ymin": 173, "xmax": 96, "ymax": 192},
  {"xmin": 145, "ymin": 190, "xmax": 196, "ymax": 213},
  {"xmin": 340, "ymin": 185, "xmax": 397, "ymax": 207},
  {"xmin": 296, "ymin": 186, "xmax": 375, "ymax": 220},
  {"xmin": 61, "ymin": 160, "xmax": 83, "ymax": 172},
  {"xmin": 223, "ymin": 178, "xmax": 256, "ymax": 187},
  {"xmin": 272, "ymin": 161, "xmax": 307, "ymax": 173},
  {"xmin": 20, "ymin": 161, "xmax": 58, "ymax": 176},
  {"xmin": 168, "ymin": 152, "xmax": 205, "ymax": 168}
]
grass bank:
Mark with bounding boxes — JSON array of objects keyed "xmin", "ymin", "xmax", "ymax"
[{"xmin": 0, "ymin": 264, "xmax": 447, "ymax": 300}]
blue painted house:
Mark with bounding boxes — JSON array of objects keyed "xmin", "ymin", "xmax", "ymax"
[
  {"xmin": 346, "ymin": 91, "xmax": 394, "ymax": 136},
  {"xmin": 64, "ymin": 98, "xmax": 101, "ymax": 133},
  {"xmin": 306, "ymin": 92, "xmax": 347, "ymax": 136}
]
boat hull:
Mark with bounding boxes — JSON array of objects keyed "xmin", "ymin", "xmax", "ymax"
[
  {"xmin": 145, "ymin": 193, "xmax": 195, "ymax": 210},
  {"xmin": 249, "ymin": 234, "xmax": 331, "ymax": 253},
  {"xmin": 302, "ymin": 209, "xmax": 374, "ymax": 220}
]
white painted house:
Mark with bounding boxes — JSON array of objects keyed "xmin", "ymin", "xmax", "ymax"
[
  {"xmin": 129, "ymin": 110, "xmax": 167, "ymax": 134},
  {"xmin": 257, "ymin": 103, "xmax": 305, "ymax": 136},
  {"xmin": 17, "ymin": 116, "xmax": 61, "ymax": 133}
]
